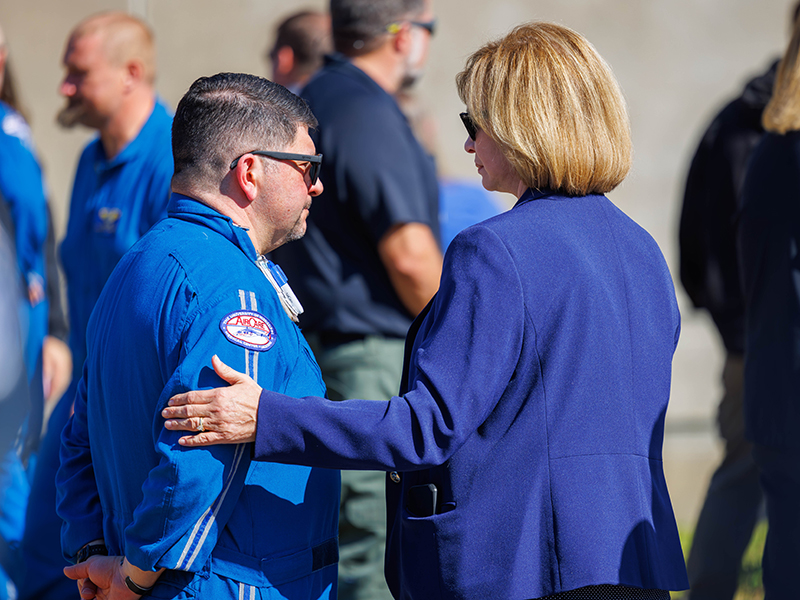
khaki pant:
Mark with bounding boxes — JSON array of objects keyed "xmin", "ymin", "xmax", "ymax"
[{"xmin": 306, "ymin": 334, "xmax": 405, "ymax": 600}]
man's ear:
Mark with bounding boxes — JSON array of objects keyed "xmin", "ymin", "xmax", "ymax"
[
  {"xmin": 273, "ymin": 46, "xmax": 295, "ymax": 77},
  {"xmin": 232, "ymin": 155, "xmax": 260, "ymax": 204},
  {"xmin": 0, "ymin": 47, "xmax": 7, "ymax": 88},
  {"xmin": 123, "ymin": 58, "xmax": 145, "ymax": 92},
  {"xmin": 392, "ymin": 22, "xmax": 413, "ymax": 55}
]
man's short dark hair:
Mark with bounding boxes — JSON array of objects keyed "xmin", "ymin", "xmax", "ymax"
[
  {"xmin": 330, "ymin": 0, "xmax": 425, "ymax": 55},
  {"xmin": 172, "ymin": 72, "xmax": 317, "ymax": 186},
  {"xmin": 269, "ymin": 10, "xmax": 332, "ymax": 74}
]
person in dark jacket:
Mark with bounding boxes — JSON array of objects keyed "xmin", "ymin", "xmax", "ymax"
[
  {"xmin": 679, "ymin": 6, "xmax": 800, "ymax": 599},
  {"xmin": 162, "ymin": 22, "xmax": 689, "ymax": 600},
  {"xmin": 738, "ymin": 13, "xmax": 800, "ymax": 599},
  {"xmin": 678, "ymin": 57, "xmax": 775, "ymax": 600}
]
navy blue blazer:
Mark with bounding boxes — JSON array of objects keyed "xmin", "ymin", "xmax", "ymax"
[{"xmin": 257, "ymin": 188, "xmax": 689, "ymax": 599}]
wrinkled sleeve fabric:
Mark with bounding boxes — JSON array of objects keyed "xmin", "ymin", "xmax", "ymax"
[
  {"xmin": 255, "ymin": 225, "xmax": 525, "ymax": 470},
  {"xmin": 58, "ymin": 367, "xmax": 104, "ymax": 559},
  {"xmin": 123, "ymin": 292, "xmax": 281, "ymax": 572}
]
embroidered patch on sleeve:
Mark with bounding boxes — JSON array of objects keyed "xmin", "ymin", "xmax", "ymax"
[{"xmin": 219, "ymin": 310, "xmax": 277, "ymax": 351}]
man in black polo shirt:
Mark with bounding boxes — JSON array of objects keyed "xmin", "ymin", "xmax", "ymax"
[{"xmin": 271, "ymin": 0, "xmax": 441, "ymax": 598}]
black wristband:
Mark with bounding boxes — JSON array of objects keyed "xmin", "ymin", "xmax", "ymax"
[
  {"xmin": 75, "ymin": 543, "xmax": 108, "ymax": 564},
  {"xmin": 124, "ymin": 576, "xmax": 154, "ymax": 596}
]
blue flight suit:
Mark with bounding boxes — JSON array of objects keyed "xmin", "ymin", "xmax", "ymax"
[{"xmin": 57, "ymin": 194, "xmax": 340, "ymax": 599}]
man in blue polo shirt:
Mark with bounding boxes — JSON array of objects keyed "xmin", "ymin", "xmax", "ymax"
[
  {"xmin": 19, "ymin": 12, "xmax": 173, "ymax": 600},
  {"xmin": 271, "ymin": 2, "xmax": 441, "ymax": 598},
  {"xmin": 58, "ymin": 72, "xmax": 338, "ymax": 600},
  {"xmin": 57, "ymin": 11, "xmax": 173, "ymax": 387}
]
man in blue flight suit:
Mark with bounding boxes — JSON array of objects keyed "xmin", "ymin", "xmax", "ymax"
[
  {"xmin": 19, "ymin": 12, "xmax": 173, "ymax": 600},
  {"xmin": 57, "ymin": 72, "xmax": 339, "ymax": 599}
]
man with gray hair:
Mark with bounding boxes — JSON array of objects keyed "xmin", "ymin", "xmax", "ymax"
[
  {"xmin": 271, "ymin": 1, "xmax": 441, "ymax": 598},
  {"xmin": 57, "ymin": 72, "xmax": 338, "ymax": 599}
]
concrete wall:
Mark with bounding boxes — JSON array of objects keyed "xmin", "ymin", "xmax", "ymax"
[{"xmin": 1, "ymin": 0, "xmax": 795, "ymax": 524}]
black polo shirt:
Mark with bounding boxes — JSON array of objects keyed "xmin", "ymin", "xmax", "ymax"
[{"xmin": 272, "ymin": 53, "xmax": 440, "ymax": 339}]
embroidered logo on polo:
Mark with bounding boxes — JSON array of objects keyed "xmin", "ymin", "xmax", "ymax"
[
  {"xmin": 94, "ymin": 207, "xmax": 122, "ymax": 234},
  {"xmin": 219, "ymin": 310, "xmax": 276, "ymax": 351}
]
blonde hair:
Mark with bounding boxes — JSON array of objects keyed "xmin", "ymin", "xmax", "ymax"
[
  {"xmin": 73, "ymin": 12, "xmax": 156, "ymax": 85},
  {"xmin": 456, "ymin": 22, "xmax": 631, "ymax": 196},
  {"xmin": 763, "ymin": 15, "xmax": 800, "ymax": 133}
]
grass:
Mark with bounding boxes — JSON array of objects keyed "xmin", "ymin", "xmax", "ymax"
[{"xmin": 670, "ymin": 521, "xmax": 767, "ymax": 600}]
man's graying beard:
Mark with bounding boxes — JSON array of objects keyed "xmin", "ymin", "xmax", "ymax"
[{"xmin": 56, "ymin": 102, "xmax": 86, "ymax": 129}]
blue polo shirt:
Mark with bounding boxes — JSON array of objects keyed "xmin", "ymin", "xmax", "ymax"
[
  {"xmin": 271, "ymin": 53, "xmax": 440, "ymax": 339},
  {"xmin": 59, "ymin": 99, "xmax": 173, "ymax": 381}
]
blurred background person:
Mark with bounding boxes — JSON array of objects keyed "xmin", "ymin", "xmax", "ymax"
[
  {"xmin": 738, "ymin": 13, "xmax": 800, "ymax": 599},
  {"xmin": 0, "ymin": 22, "xmax": 72, "ymax": 600},
  {"xmin": 163, "ymin": 20, "xmax": 689, "ymax": 600},
  {"xmin": 396, "ymin": 89, "xmax": 504, "ymax": 252},
  {"xmin": 0, "ymin": 23, "xmax": 48, "ymax": 381},
  {"xmin": 270, "ymin": 0, "xmax": 441, "ymax": 598},
  {"xmin": 677, "ymin": 4, "xmax": 800, "ymax": 598},
  {"xmin": 0, "ymin": 226, "xmax": 29, "ymax": 600},
  {"xmin": 0, "ymin": 25, "xmax": 72, "ymax": 443},
  {"xmin": 268, "ymin": 9, "xmax": 332, "ymax": 93},
  {"xmin": 18, "ymin": 11, "xmax": 173, "ymax": 600}
]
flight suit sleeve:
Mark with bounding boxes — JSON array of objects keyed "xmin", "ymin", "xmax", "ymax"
[
  {"xmin": 123, "ymin": 291, "xmax": 292, "ymax": 573},
  {"xmin": 57, "ymin": 367, "xmax": 105, "ymax": 560}
]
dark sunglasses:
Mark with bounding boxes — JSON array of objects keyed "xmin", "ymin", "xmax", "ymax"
[
  {"xmin": 229, "ymin": 150, "xmax": 323, "ymax": 186},
  {"xmin": 410, "ymin": 18, "xmax": 437, "ymax": 35},
  {"xmin": 386, "ymin": 18, "xmax": 437, "ymax": 36},
  {"xmin": 459, "ymin": 112, "xmax": 478, "ymax": 141}
]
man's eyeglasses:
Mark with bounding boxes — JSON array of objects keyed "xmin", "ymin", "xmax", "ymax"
[
  {"xmin": 460, "ymin": 112, "xmax": 478, "ymax": 141},
  {"xmin": 230, "ymin": 150, "xmax": 323, "ymax": 186},
  {"xmin": 386, "ymin": 18, "xmax": 437, "ymax": 36}
]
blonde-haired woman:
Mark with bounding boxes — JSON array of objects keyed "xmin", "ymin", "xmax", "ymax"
[
  {"xmin": 739, "ymin": 14, "xmax": 800, "ymax": 599},
  {"xmin": 162, "ymin": 22, "xmax": 689, "ymax": 599}
]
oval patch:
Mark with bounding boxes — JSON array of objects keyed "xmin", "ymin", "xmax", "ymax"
[{"xmin": 220, "ymin": 310, "xmax": 276, "ymax": 352}]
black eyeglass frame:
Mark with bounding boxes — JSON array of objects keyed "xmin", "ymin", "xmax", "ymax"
[
  {"xmin": 409, "ymin": 18, "xmax": 437, "ymax": 35},
  {"xmin": 459, "ymin": 112, "xmax": 478, "ymax": 141},
  {"xmin": 386, "ymin": 18, "xmax": 437, "ymax": 36},
  {"xmin": 229, "ymin": 150, "xmax": 323, "ymax": 186}
]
